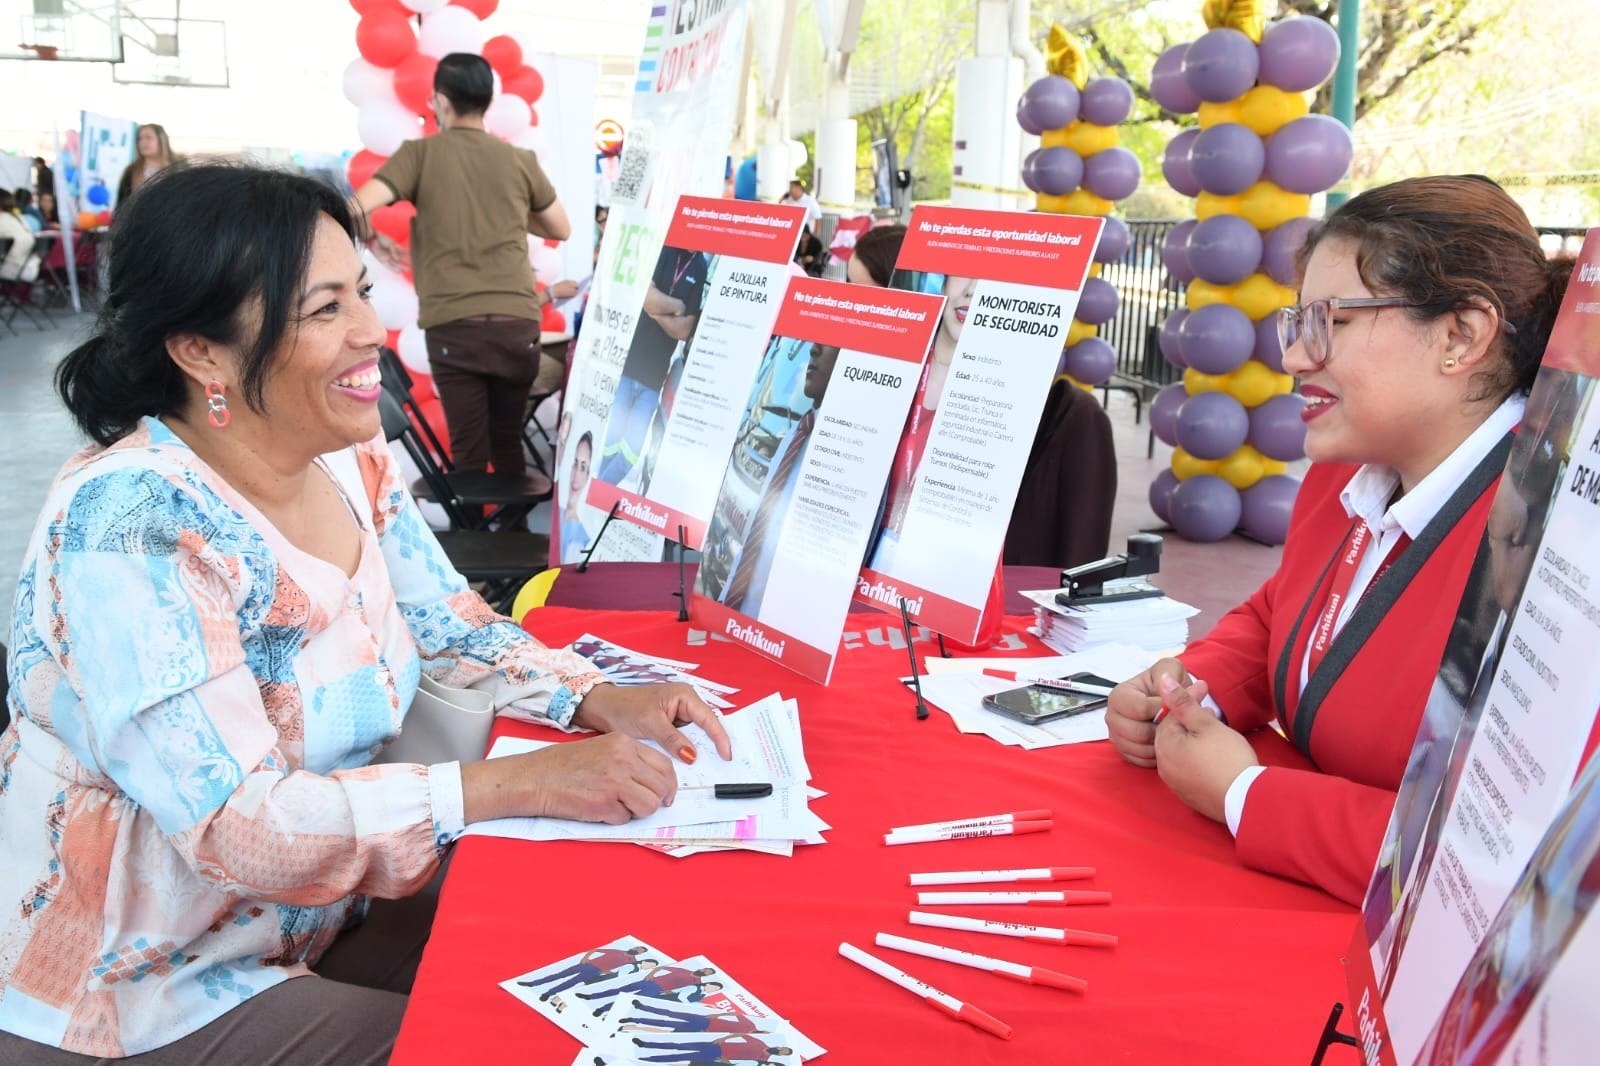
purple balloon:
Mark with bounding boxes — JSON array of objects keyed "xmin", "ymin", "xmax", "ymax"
[
  {"xmin": 1259, "ymin": 17, "xmax": 1341, "ymax": 93},
  {"xmin": 1149, "ymin": 468, "xmax": 1181, "ymax": 524},
  {"xmin": 1150, "ymin": 382, "xmax": 1187, "ymax": 446},
  {"xmin": 1179, "ymin": 303, "xmax": 1255, "ymax": 375},
  {"xmin": 1262, "ymin": 216, "xmax": 1318, "ymax": 286},
  {"xmin": 1083, "ymin": 147, "xmax": 1142, "ymax": 202},
  {"xmin": 1016, "ymin": 98, "xmax": 1045, "ymax": 136},
  {"xmin": 1190, "ymin": 122, "xmax": 1266, "ymax": 196},
  {"xmin": 1023, "ymin": 146, "xmax": 1084, "ymax": 196},
  {"xmin": 1254, "ymin": 313, "xmax": 1287, "ymax": 372},
  {"xmin": 1265, "ymin": 115, "xmax": 1354, "ymax": 195},
  {"xmin": 1020, "ymin": 76, "xmax": 1081, "ymax": 132},
  {"xmin": 1169, "ymin": 474, "xmax": 1242, "ymax": 542},
  {"xmin": 1240, "ymin": 474, "xmax": 1301, "ymax": 544},
  {"xmin": 1076, "ymin": 277, "xmax": 1119, "ymax": 326},
  {"xmin": 1080, "ymin": 76, "xmax": 1135, "ymax": 126},
  {"xmin": 1186, "ymin": 213, "xmax": 1264, "ymax": 286},
  {"xmin": 1150, "ymin": 44, "xmax": 1201, "ymax": 114},
  {"xmin": 1063, "ymin": 337, "xmax": 1116, "ymax": 386},
  {"xmin": 1159, "ymin": 310, "xmax": 1190, "ymax": 368},
  {"xmin": 1249, "ymin": 393, "xmax": 1308, "ymax": 461},
  {"xmin": 1162, "ymin": 219, "xmax": 1197, "ymax": 283},
  {"xmin": 1176, "ymin": 391, "xmax": 1250, "ymax": 459},
  {"xmin": 1094, "ymin": 215, "xmax": 1132, "ymax": 263},
  {"xmin": 1162, "ymin": 128, "xmax": 1203, "ymax": 197},
  {"xmin": 1182, "ymin": 28, "xmax": 1261, "ymax": 104}
]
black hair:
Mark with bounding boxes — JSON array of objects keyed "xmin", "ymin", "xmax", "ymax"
[
  {"xmin": 14, "ymin": 188, "xmax": 31, "ymax": 208},
  {"xmin": 434, "ymin": 52, "xmax": 494, "ymax": 118},
  {"xmin": 575, "ymin": 430, "xmax": 593, "ymax": 453},
  {"xmin": 56, "ymin": 163, "xmax": 355, "ymax": 446},
  {"xmin": 0, "ymin": 190, "xmax": 14, "ymax": 213}
]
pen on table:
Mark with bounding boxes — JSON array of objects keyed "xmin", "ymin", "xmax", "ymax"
[
  {"xmin": 916, "ymin": 890, "xmax": 1112, "ymax": 907},
  {"xmin": 909, "ymin": 866, "xmax": 1096, "ymax": 886},
  {"xmin": 875, "ymin": 932, "xmax": 1087, "ymax": 993},
  {"xmin": 981, "ymin": 669, "xmax": 1114, "ymax": 696},
  {"xmin": 885, "ymin": 821, "xmax": 1053, "ymax": 847},
  {"xmin": 838, "ymin": 942, "xmax": 1012, "ymax": 1040},
  {"xmin": 887, "ymin": 810, "xmax": 1052, "ymax": 836},
  {"xmin": 909, "ymin": 909, "xmax": 1119, "ymax": 948},
  {"xmin": 676, "ymin": 783, "xmax": 774, "ymax": 798}
]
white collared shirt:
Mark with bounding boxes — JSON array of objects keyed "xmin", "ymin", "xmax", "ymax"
[{"xmin": 1221, "ymin": 393, "xmax": 1527, "ymax": 835}]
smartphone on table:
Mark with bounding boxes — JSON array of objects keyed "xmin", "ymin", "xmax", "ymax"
[{"xmin": 981, "ymin": 683, "xmax": 1108, "ymax": 726}]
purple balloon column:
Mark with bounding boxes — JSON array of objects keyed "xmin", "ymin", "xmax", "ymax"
[{"xmin": 1148, "ymin": 14, "xmax": 1344, "ymax": 544}]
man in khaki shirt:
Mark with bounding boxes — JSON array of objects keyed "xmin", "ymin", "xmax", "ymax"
[{"xmin": 351, "ymin": 52, "xmax": 570, "ymax": 475}]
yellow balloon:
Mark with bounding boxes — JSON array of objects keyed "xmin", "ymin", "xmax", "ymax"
[
  {"xmin": 1237, "ymin": 85, "xmax": 1309, "ymax": 136},
  {"xmin": 1216, "ymin": 445, "xmax": 1268, "ymax": 490},
  {"xmin": 1197, "ymin": 99, "xmax": 1243, "ymax": 129},
  {"xmin": 1087, "ymin": 263, "xmax": 1103, "ymax": 278},
  {"xmin": 1186, "ymin": 279, "xmax": 1236, "ymax": 310},
  {"xmin": 1036, "ymin": 193, "xmax": 1069, "ymax": 213},
  {"xmin": 1066, "ymin": 319, "xmax": 1098, "ymax": 345},
  {"xmin": 1196, "ymin": 191, "xmax": 1245, "ymax": 220},
  {"xmin": 1231, "ymin": 272, "xmax": 1294, "ymax": 321},
  {"xmin": 510, "ymin": 568, "xmax": 562, "ymax": 624},
  {"xmin": 1183, "ymin": 367, "xmax": 1230, "ymax": 394},
  {"xmin": 1171, "ymin": 446, "xmax": 1222, "ymax": 481},
  {"xmin": 1057, "ymin": 188, "xmax": 1113, "ymax": 216},
  {"xmin": 1240, "ymin": 181, "xmax": 1312, "ymax": 232},
  {"xmin": 1224, "ymin": 360, "xmax": 1286, "ymax": 407},
  {"xmin": 1040, "ymin": 127, "xmax": 1070, "ymax": 149},
  {"xmin": 1261, "ymin": 458, "xmax": 1290, "ymax": 477},
  {"xmin": 1273, "ymin": 372, "xmax": 1296, "ymax": 396},
  {"xmin": 1061, "ymin": 120, "xmax": 1118, "ymax": 158}
]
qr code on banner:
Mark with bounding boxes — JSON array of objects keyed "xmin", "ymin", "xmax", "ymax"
[{"xmin": 611, "ymin": 124, "xmax": 653, "ymax": 204}]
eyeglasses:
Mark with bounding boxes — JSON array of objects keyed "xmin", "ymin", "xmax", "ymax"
[{"xmin": 1275, "ymin": 297, "xmax": 1417, "ymax": 367}]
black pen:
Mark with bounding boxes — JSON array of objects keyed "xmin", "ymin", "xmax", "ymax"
[{"xmin": 678, "ymin": 783, "xmax": 774, "ymax": 799}]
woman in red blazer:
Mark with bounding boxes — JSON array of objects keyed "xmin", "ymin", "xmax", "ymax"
[{"xmin": 1107, "ymin": 176, "xmax": 1575, "ymax": 906}]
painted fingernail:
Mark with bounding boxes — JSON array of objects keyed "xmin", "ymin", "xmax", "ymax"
[{"xmin": 678, "ymin": 746, "xmax": 698, "ymax": 764}]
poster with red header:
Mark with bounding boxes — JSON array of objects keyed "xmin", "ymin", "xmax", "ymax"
[
  {"xmin": 851, "ymin": 206, "xmax": 1104, "ymax": 642},
  {"xmin": 586, "ymin": 196, "xmax": 806, "ymax": 545},
  {"xmin": 1344, "ymin": 231, "xmax": 1600, "ymax": 1065},
  {"xmin": 690, "ymin": 279, "xmax": 942, "ymax": 683}
]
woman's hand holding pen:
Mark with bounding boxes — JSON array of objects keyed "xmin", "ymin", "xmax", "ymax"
[
  {"xmin": 1152, "ymin": 675, "xmax": 1258, "ymax": 825},
  {"xmin": 1106, "ymin": 658, "xmax": 1193, "ymax": 768}
]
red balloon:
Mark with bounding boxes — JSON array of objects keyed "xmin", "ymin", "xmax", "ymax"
[
  {"xmin": 350, "ymin": 0, "xmax": 408, "ymax": 13},
  {"xmin": 527, "ymin": 106, "xmax": 538, "ymax": 127},
  {"xmin": 347, "ymin": 149, "xmax": 387, "ymax": 191},
  {"xmin": 371, "ymin": 202, "xmax": 416, "ymax": 246},
  {"xmin": 503, "ymin": 65, "xmax": 544, "ymax": 104},
  {"xmin": 392, "ymin": 52, "xmax": 438, "ymax": 116},
  {"xmin": 355, "ymin": 12, "xmax": 416, "ymax": 69},
  {"xmin": 482, "ymin": 34, "xmax": 522, "ymax": 75},
  {"xmin": 452, "ymin": 0, "xmax": 500, "ymax": 17},
  {"xmin": 541, "ymin": 302, "xmax": 567, "ymax": 334},
  {"xmin": 96, "ymin": 209, "xmax": 112, "ymax": 226}
]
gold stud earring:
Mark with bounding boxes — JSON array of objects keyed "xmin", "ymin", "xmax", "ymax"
[{"xmin": 1442, "ymin": 357, "xmax": 1458, "ymax": 370}]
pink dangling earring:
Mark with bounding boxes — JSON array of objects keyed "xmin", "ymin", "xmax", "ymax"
[{"xmin": 205, "ymin": 380, "xmax": 231, "ymax": 428}]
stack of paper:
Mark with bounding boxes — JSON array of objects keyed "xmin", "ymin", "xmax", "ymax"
[
  {"xmin": 466, "ymin": 693, "xmax": 829, "ymax": 858},
  {"xmin": 914, "ymin": 646, "xmax": 1157, "ymax": 750},
  {"xmin": 503, "ymin": 934, "xmax": 826, "ymax": 1064},
  {"xmin": 1019, "ymin": 588, "xmax": 1199, "ymax": 655},
  {"xmin": 572, "ymin": 634, "xmax": 740, "ymax": 710}
]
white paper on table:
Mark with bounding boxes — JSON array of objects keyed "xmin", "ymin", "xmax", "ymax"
[{"xmin": 501, "ymin": 934, "xmax": 674, "ymax": 1044}]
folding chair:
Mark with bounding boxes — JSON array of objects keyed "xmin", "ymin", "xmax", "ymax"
[
  {"xmin": 378, "ymin": 390, "xmax": 547, "ymax": 612},
  {"xmin": 0, "ymin": 233, "xmax": 54, "ymax": 333}
]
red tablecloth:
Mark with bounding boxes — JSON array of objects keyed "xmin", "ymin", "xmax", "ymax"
[{"xmin": 393, "ymin": 608, "xmax": 1361, "ymax": 1065}]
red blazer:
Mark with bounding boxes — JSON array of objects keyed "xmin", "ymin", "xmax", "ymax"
[{"xmin": 1180, "ymin": 459, "xmax": 1500, "ymax": 906}]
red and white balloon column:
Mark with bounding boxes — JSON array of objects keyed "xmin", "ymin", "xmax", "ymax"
[
  {"xmin": 1146, "ymin": 12, "xmax": 1347, "ymax": 544},
  {"xmin": 343, "ymin": 0, "xmax": 561, "ymax": 438},
  {"xmin": 1016, "ymin": 27, "xmax": 1138, "ymax": 392}
]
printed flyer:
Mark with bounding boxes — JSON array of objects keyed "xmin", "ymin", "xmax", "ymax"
[
  {"xmin": 1345, "ymin": 231, "xmax": 1600, "ymax": 1065},
  {"xmin": 690, "ymin": 278, "xmax": 943, "ymax": 683},
  {"xmin": 550, "ymin": 0, "xmax": 749, "ymax": 566},
  {"xmin": 853, "ymin": 206, "xmax": 1104, "ymax": 642},
  {"xmin": 586, "ymin": 195, "xmax": 805, "ymax": 546}
]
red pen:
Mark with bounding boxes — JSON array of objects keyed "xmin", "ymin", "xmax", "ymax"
[
  {"xmin": 839, "ymin": 942, "xmax": 1012, "ymax": 1039},
  {"xmin": 916, "ymin": 890, "xmax": 1112, "ymax": 906},
  {"xmin": 909, "ymin": 909, "xmax": 1119, "ymax": 948},
  {"xmin": 909, "ymin": 866, "xmax": 1096, "ymax": 886},
  {"xmin": 885, "ymin": 820, "xmax": 1053, "ymax": 846},
  {"xmin": 982, "ymin": 669, "xmax": 1113, "ymax": 695},
  {"xmin": 887, "ymin": 810, "xmax": 1052, "ymax": 836},
  {"xmin": 876, "ymin": 932, "xmax": 1088, "ymax": 993}
]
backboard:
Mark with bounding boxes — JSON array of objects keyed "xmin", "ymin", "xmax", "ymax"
[
  {"xmin": 113, "ymin": 16, "xmax": 228, "ymax": 87},
  {"xmin": 0, "ymin": 0, "xmax": 123, "ymax": 62}
]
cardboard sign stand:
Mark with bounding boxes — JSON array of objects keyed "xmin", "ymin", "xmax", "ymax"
[{"xmin": 1308, "ymin": 1002, "xmax": 1360, "ymax": 1064}]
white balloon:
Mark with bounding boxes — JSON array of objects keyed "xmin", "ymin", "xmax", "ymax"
[
  {"xmin": 371, "ymin": 273, "xmax": 420, "ymax": 331},
  {"xmin": 400, "ymin": 0, "xmax": 449, "ymax": 11},
  {"xmin": 357, "ymin": 98, "xmax": 423, "ymax": 157},
  {"xmin": 342, "ymin": 58, "xmax": 393, "ymax": 108},
  {"xmin": 397, "ymin": 325, "xmax": 430, "ymax": 374},
  {"xmin": 529, "ymin": 244, "xmax": 562, "ymax": 287},
  {"xmin": 418, "ymin": 7, "xmax": 484, "ymax": 59},
  {"xmin": 484, "ymin": 93, "xmax": 532, "ymax": 142}
]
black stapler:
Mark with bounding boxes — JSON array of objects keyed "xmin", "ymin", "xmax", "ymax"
[{"xmin": 1055, "ymin": 533, "xmax": 1164, "ymax": 607}]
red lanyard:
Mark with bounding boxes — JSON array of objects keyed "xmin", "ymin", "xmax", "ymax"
[{"xmin": 1306, "ymin": 520, "xmax": 1410, "ymax": 679}]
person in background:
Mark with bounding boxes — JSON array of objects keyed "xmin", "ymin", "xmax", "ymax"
[
  {"xmin": 0, "ymin": 163, "xmax": 730, "ymax": 1063},
  {"xmin": 1105, "ymin": 175, "xmax": 1575, "ymax": 906},
  {"xmin": 782, "ymin": 178, "xmax": 820, "ymax": 230},
  {"xmin": 845, "ymin": 223, "xmax": 907, "ymax": 288},
  {"xmin": 33, "ymin": 156, "xmax": 54, "ymax": 201},
  {"xmin": 0, "ymin": 190, "xmax": 39, "ymax": 282},
  {"xmin": 37, "ymin": 190, "xmax": 59, "ymax": 226},
  {"xmin": 794, "ymin": 223, "xmax": 824, "ymax": 277},
  {"xmin": 351, "ymin": 52, "xmax": 569, "ymax": 477},
  {"xmin": 116, "ymin": 122, "xmax": 177, "ymax": 203},
  {"xmin": 14, "ymin": 188, "xmax": 44, "ymax": 232}
]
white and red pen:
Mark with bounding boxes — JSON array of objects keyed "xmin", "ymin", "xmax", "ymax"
[
  {"xmin": 917, "ymin": 890, "xmax": 1112, "ymax": 906},
  {"xmin": 910, "ymin": 909, "xmax": 1119, "ymax": 948},
  {"xmin": 909, "ymin": 866, "xmax": 1095, "ymax": 886},
  {"xmin": 875, "ymin": 932, "xmax": 1087, "ymax": 993},
  {"xmin": 838, "ymin": 942, "xmax": 1012, "ymax": 1039},
  {"xmin": 981, "ymin": 669, "xmax": 1114, "ymax": 695},
  {"xmin": 885, "ymin": 810, "xmax": 1052, "ymax": 846}
]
